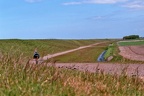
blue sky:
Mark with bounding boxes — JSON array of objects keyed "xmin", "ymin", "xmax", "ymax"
[{"xmin": 0, "ymin": 0, "xmax": 144, "ymax": 39}]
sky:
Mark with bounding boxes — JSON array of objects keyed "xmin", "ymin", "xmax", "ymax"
[{"xmin": 0, "ymin": 0, "xmax": 144, "ymax": 39}]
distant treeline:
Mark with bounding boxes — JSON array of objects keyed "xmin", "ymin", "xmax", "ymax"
[{"xmin": 123, "ymin": 35, "xmax": 140, "ymax": 40}]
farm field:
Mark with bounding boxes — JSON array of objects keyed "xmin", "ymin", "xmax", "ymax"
[
  {"xmin": 0, "ymin": 39, "xmax": 144, "ymax": 96},
  {"xmin": 118, "ymin": 40, "xmax": 144, "ymax": 46},
  {"xmin": 118, "ymin": 40, "xmax": 144, "ymax": 62}
]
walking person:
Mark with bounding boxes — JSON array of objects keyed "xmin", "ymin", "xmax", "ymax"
[{"xmin": 33, "ymin": 48, "xmax": 40, "ymax": 64}]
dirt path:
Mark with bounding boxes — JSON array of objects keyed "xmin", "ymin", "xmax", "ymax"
[
  {"xmin": 42, "ymin": 41, "xmax": 108, "ymax": 60},
  {"xmin": 53, "ymin": 63, "xmax": 144, "ymax": 77},
  {"xmin": 29, "ymin": 41, "xmax": 108, "ymax": 64}
]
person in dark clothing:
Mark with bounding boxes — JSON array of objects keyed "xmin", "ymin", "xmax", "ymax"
[
  {"xmin": 33, "ymin": 52, "xmax": 40, "ymax": 59},
  {"xmin": 33, "ymin": 49, "xmax": 40, "ymax": 64}
]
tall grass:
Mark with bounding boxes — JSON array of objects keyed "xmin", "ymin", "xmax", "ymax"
[{"xmin": 0, "ymin": 51, "xmax": 144, "ymax": 96}]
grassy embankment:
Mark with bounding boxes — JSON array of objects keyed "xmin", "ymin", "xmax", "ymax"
[
  {"xmin": 104, "ymin": 43, "xmax": 114, "ymax": 60},
  {"xmin": 51, "ymin": 42, "xmax": 111, "ymax": 63},
  {"xmin": 0, "ymin": 39, "xmax": 104, "ymax": 63},
  {"xmin": 0, "ymin": 39, "xmax": 144, "ymax": 95}
]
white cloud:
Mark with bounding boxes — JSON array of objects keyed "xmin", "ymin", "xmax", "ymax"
[
  {"xmin": 84, "ymin": 0, "xmax": 128, "ymax": 4},
  {"xmin": 63, "ymin": 0, "xmax": 128, "ymax": 5},
  {"xmin": 123, "ymin": 1, "xmax": 144, "ymax": 9},
  {"xmin": 63, "ymin": 2, "xmax": 83, "ymax": 5},
  {"xmin": 25, "ymin": 0, "xmax": 42, "ymax": 3},
  {"xmin": 63, "ymin": 0, "xmax": 144, "ymax": 10}
]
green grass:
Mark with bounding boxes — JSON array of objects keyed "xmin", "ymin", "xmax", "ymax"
[
  {"xmin": 0, "ymin": 53, "xmax": 144, "ymax": 96},
  {"xmin": 0, "ymin": 39, "xmax": 105, "ymax": 63},
  {"xmin": 0, "ymin": 39, "xmax": 144, "ymax": 95},
  {"xmin": 104, "ymin": 44, "xmax": 114, "ymax": 60},
  {"xmin": 51, "ymin": 46, "xmax": 106, "ymax": 63},
  {"xmin": 51, "ymin": 42, "xmax": 111, "ymax": 63},
  {"xmin": 118, "ymin": 40, "xmax": 144, "ymax": 46}
]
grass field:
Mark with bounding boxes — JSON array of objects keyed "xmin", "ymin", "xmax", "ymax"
[
  {"xmin": 0, "ymin": 54, "xmax": 144, "ymax": 96},
  {"xmin": 0, "ymin": 39, "xmax": 106, "ymax": 63},
  {"xmin": 118, "ymin": 40, "xmax": 144, "ymax": 46},
  {"xmin": 51, "ymin": 46, "xmax": 106, "ymax": 63},
  {"xmin": 0, "ymin": 39, "xmax": 142, "ymax": 64},
  {"xmin": 0, "ymin": 39, "xmax": 144, "ymax": 95},
  {"xmin": 50, "ymin": 42, "xmax": 111, "ymax": 63}
]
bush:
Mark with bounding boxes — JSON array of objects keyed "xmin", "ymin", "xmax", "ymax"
[{"xmin": 123, "ymin": 35, "xmax": 139, "ymax": 40}]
